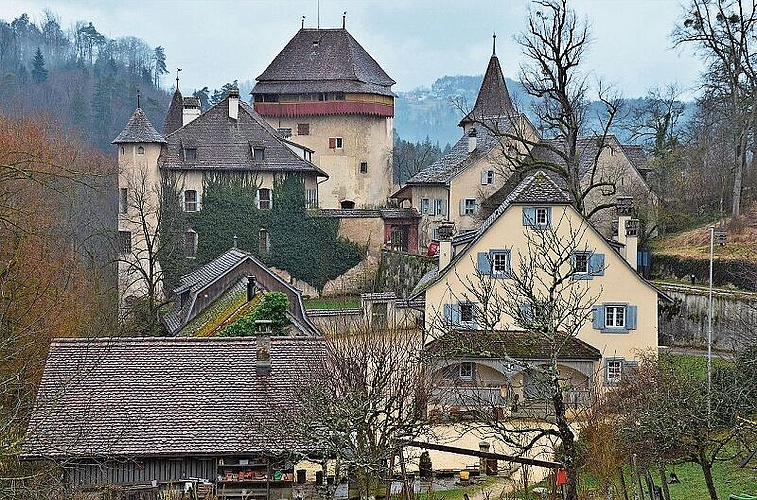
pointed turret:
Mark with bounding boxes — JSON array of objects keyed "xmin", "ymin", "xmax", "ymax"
[
  {"xmin": 459, "ymin": 37, "xmax": 516, "ymax": 130},
  {"xmin": 112, "ymin": 108, "xmax": 166, "ymax": 144},
  {"xmin": 163, "ymin": 87, "xmax": 184, "ymax": 135}
]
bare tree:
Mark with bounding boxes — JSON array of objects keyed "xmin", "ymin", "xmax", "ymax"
[
  {"xmin": 118, "ymin": 168, "xmax": 187, "ymax": 335},
  {"xmin": 427, "ymin": 211, "xmax": 602, "ymax": 500},
  {"xmin": 674, "ymin": 0, "xmax": 757, "ymax": 217},
  {"xmin": 272, "ymin": 325, "xmax": 433, "ymax": 499}
]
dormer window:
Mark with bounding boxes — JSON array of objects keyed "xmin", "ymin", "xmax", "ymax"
[
  {"xmin": 183, "ymin": 148, "xmax": 197, "ymax": 162},
  {"xmin": 253, "ymin": 147, "xmax": 265, "ymax": 162}
]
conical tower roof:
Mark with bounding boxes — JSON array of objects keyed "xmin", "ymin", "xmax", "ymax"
[
  {"xmin": 112, "ymin": 108, "xmax": 166, "ymax": 144},
  {"xmin": 459, "ymin": 54, "xmax": 515, "ymax": 128},
  {"xmin": 163, "ymin": 87, "xmax": 184, "ymax": 135}
]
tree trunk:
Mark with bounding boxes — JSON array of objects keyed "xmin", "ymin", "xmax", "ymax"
[
  {"xmin": 700, "ymin": 459, "xmax": 718, "ymax": 500},
  {"xmin": 552, "ymin": 380, "xmax": 578, "ymax": 500}
]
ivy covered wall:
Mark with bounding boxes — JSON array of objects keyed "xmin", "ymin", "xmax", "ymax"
[{"xmin": 160, "ymin": 173, "xmax": 363, "ymax": 293}]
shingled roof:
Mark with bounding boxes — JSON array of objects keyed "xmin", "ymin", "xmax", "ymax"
[
  {"xmin": 459, "ymin": 55, "xmax": 516, "ymax": 128},
  {"xmin": 161, "ymin": 97, "xmax": 326, "ymax": 176},
  {"xmin": 112, "ymin": 108, "xmax": 166, "ymax": 144},
  {"xmin": 22, "ymin": 337, "xmax": 326, "ymax": 459},
  {"xmin": 254, "ymin": 28, "xmax": 395, "ymax": 97},
  {"xmin": 427, "ymin": 330, "xmax": 601, "ymax": 361},
  {"xmin": 402, "ymin": 126, "xmax": 504, "ymax": 185},
  {"xmin": 162, "ymin": 88, "xmax": 184, "ymax": 136}
]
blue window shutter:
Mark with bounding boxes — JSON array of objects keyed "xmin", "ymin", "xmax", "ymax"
[
  {"xmin": 589, "ymin": 253, "xmax": 605, "ymax": 276},
  {"xmin": 626, "ymin": 305, "xmax": 637, "ymax": 330},
  {"xmin": 452, "ymin": 303, "xmax": 461, "ymax": 325},
  {"xmin": 592, "ymin": 305, "xmax": 604, "ymax": 329},
  {"xmin": 471, "ymin": 304, "xmax": 479, "ymax": 330},
  {"xmin": 519, "ymin": 303, "xmax": 532, "ymax": 324},
  {"xmin": 545, "ymin": 207, "xmax": 552, "ymax": 228},
  {"xmin": 477, "ymin": 252, "xmax": 491, "ymax": 275},
  {"xmin": 443, "ymin": 304, "xmax": 452, "ymax": 324},
  {"xmin": 522, "ymin": 207, "xmax": 536, "ymax": 226},
  {"xmin": 506, "ymin": 249, "xmax": 512, "ymax": 275}
]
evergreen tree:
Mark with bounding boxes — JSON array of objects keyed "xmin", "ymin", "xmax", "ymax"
[
  {"xmin": 153, "ymin": 46, "xmax": 167, "ymax": 88},
  {"xmin": 193, "ymin": 87, "xmax": 211, "ymax": 111},
  {"xmin": 31, "ymin": 47, "xmax": 47, "ymax": 84}
]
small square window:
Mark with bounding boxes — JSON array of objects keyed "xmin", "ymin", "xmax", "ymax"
[
  {"xmin": 606, "ymin": 359, "xmax": 623, "ymax": 384},
  {"xmin": 137, "ymin": 146, "xmax": 144, "ymax": 155},
  {"xmin": 605, "ymin": 305, "xmax": 626, "ymax": 328},
  {"xmin": 253, "ymin": 147, "xmax": 265, "ymax": 161},
  {"xmin": 118, "ymin": 231, "xmax": 132, "ymax": 254},
  {"xmin": 184, "ymin": 190, "xmax": 198, "ymax": 212},
  {"xmin": 329, "ymin": 137, "xmax": 344, "ymax": 149},
  {"xmin": 573, "ymin": 253, "xmax": 589, "ymax": 274},
  {"xmin": 459, "ymin": 362, "xmax": 473, "ymax": 380},
  {"xmin": 359, "ymin": 161, "xmax": 368, "ymax": 174},
  {"xmin": 184, "ymin": 148, "xmax": 197, "ymax": 162},
  {"xmin": 460, "ymin": 303, "xmax": 475, "ymax": 323},
  {"xmin": 119, "ymin": 188, "xmax": 128, "ymax": 214},
  {"xmin": 297, "ymin": 123, "xmax": 310, "ymax": 136}
]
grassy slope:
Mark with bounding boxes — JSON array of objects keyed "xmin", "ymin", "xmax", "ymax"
[
  {"xmin": 304, "ymin": 295, "xmax": 361, "ymax": 310},
  {"xmin": 651, "ymin": 204, "xmax": 757, "ymax": 262}
]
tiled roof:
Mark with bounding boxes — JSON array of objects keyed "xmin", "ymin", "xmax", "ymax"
[
  {"xmin": 426, "ymin": 330, "xmax": 601, "ymax": 361},
  {"xmin": 530, "ymin": 135, "xmax": 624, "ymax": 178},
  {"xmin": 112, "ymin": 108, "xmax": 166, "ymax": 144},
  {"xmin": 405, "ymin": 126, "xmax": 503, "ymax": 185},
  {"xmin": 161, "ymin": 98, "xmax": 326, "ymax": 176},
  {"xmin": 410, "ymin": 267, "xmax": 439, "ymax": 297},
  {"xmin": 459, "ymin": 55, "xmax": 516, "ymax": 127},
  {"xmin": 22, "ymin": 337, "xmax": 326, "ymax": 459},
  {"xmin": 410, "ymin": 170, "xmax": 570, "ymax": 298},
  {"xmin": 175, "ymin": 248, "xmax": 250, "ymax": 294},
  {"xmin": 162, "ymin": 89, "xmax": 184, "ymax": 135},
  {"xmin": 621, "ymin": 144, "xmax": 650, "ymax": 172},
  {"xmin": 316, "ymin": 208, "xmax": 418, "ymax": 219},
  {"xmin": 379, "ymin": 208, "xmax": 419, "ymax": 219},
  {"xmin": 254, "ymin": 28, "xmax": 394, "ymax": 97}
]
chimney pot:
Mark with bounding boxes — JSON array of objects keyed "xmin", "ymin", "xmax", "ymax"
[
  {"xmin": 256, "ymin": 334, "xmax": 271, "ymax": 376},
  {"xmin": 228, "ymin": 89, "xmax": 239, "ymax": 121},
  {"xmin": 468, "ymin": 128, "xmax": 478, "ymax": 153}
]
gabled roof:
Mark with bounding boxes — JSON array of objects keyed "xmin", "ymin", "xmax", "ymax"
[
  {"xmin": 410, "ymin": 170, "xmax": 571, "ymax": 297},
  {"xmin": 162, "ymin": 88, "xmax": 184, "ymax": 136},
  {"xmin": 401, "ymin": 126, "xmax": 503, "ymax": 185},
  {"xmin": 459, "ymin": 55, "xmax": 516, "ymax": 128},
  {"xmin": 22, "ymin": 337, "xmax": 326, "ymax": 459},
  {"xmin": 254, "ymin": 28, "xmax": 395, "ymax": 97},
  {"xmin": 427, "ymin": 330, "xmax": 601, "ymax": 361},
  {"xmin": 621, "ymin": 144, "xmax": 651, "ymax": 173},
  {"xmin": 164, "ymin": 247, "xmax": 319, "ymax": 336},
  {"xmin": 161, "ymin": 98, "xmax": 326, "ymax": 176},
  {"xmin": 112, "ymin": 108, "xmax": 166, "ymax": 144}
]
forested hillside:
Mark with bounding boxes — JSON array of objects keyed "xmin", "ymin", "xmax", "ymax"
[{"xmin": 0, "ymin": 12, "xmax": 170, "ymax": 150}]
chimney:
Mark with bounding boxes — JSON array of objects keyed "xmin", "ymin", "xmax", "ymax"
[
  {"xmin": 437, "ymin": 221, "xmax": 455, "ymax": 270},
  {"xmin": 625, "ymin": 219, "xmax": 639, "ymax": 271},
  {"xmin": 228, "ymin": 88, "xmax": 239, "ymax": 121},
  {"xmin": 247, "ymin": 275, "xmax": 257, "ymax": 301},
  {"xmin": 182, "ymin": 97, "xmax": 200, "ymax": 126},
  {"xmin": 255, "ymin": 332, "xmax": 271, "ymax": 376},
  {"xmin": 467, "ymin": 128, "xmax": 478, "ymax": 153},
  {"xmin": 615, "ymin": 196, "xmax": 633, "ymax": 258}
]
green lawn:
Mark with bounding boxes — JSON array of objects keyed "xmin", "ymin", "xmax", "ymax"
[
  {"xmin": 304, "ymin": 295, "xmax": 361, "ymax": 310},
  {"xmin": 664, "ymin": 460, "xmax": 757, "ymax": 500}
]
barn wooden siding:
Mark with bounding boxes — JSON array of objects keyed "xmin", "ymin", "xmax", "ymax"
[{"xmin": 65, "ymin": 457, "xmax": 216, "ymax": 486}]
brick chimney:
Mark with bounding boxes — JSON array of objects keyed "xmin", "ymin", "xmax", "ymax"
[{"xmin": 228, "ymin": 88, "xmax": 239, "ymax": 121}]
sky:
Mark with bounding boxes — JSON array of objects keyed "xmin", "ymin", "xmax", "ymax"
[{"xmin": 2, "ymin": 0, "xmax": 704, "ymax": 99}]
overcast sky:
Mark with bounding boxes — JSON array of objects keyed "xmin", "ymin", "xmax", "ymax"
[{"xmin": 2, "ymin": 0, "xmax": 704, "ymax": 99}]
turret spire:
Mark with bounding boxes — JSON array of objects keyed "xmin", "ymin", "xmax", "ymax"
[
  {"xmin": 137, "ymin": 89, "xmax": 140, "ymax": 109},
  {"xmin": 492, "ymin": 33, "xmax": 496, "ymax": 56}
]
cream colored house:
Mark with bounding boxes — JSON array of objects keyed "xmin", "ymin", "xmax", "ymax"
[
  {"xmin": 411, "ymin": 170, "xmax": 662, "ymax": 408},
  {"xmin": 392, "ymin": 53, "xmax": 538, "ymax": 249},
  {"xmin": 252, "ymin": 27, "xmax": 396, "ymax": 209},
  {"xmin": 114, "ymin": 88, "xmax": 326, "ymax": 304}
]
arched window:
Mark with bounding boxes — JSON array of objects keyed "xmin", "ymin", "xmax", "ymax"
[
  {"xmin": 184, "ymin": 229, "xmax": 197, "ymax": 259},
  {"xmin": 137, "ymin": 145, "xmax": 145, "ymax": 155}
]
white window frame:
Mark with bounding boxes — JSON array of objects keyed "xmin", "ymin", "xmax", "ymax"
[
  {"xmin": 258, "ymin": 188, "xmax": 272, "ymax": 210},
  {"xmin": 491, "ymin": 250, "xmax": 510, "ymax": 277},
  {"xmin": 420, "ymin": 198, "xmax": 430, "ymax": 215},
  {"xmin": 434, "ymin": 198, "xmax": 445, "ymax": 216},
  {"xmin": 605, "ymin": 305, "xmax": 626, "ymax": 328},
  {"xmin": 460, "ymin": 302, "xmax": 475, "ymax": 324},
  {"xmin": 184, "ymin": 190, "xmax": 198, "ymax": 212},
  {"xmin": 535, "ymin": 207, "xmax": 549, "ymax": 226},
  {"xmin": 463, "ymin": 198, "xmax": 476, "ymax": 216},
  {"xmin": 606, "ymin": 358, "xmax": 623, "ymax": 385},
  {"xmin": 573, "ymin": 252, "xmax": 589, "ymax": 274}
]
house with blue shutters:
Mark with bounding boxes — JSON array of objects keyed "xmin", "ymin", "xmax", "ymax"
[{"xmin": 412, "ymin": 170, "xmax": 661, "ymax": 405}]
